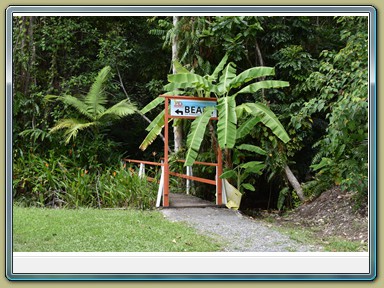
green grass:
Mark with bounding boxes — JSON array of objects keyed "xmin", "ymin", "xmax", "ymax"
[{"xmin": 13, "ymin": 205, "xmax": 222, "ymax": 252}]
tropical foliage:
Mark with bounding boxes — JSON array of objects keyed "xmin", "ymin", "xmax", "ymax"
[
  {"xmin": 47, "ymin": 66, "xmax": 137, "ymax": 144},
  {"xmin": 140, "ymin": 54, "xmax": 290, "ymax": 166},
  {"xmin": 12, "ymin": 15, "xmax": 370, "ymax": 210}
]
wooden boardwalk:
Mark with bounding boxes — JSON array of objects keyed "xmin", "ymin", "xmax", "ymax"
[{"xmin": 166, "ymin": 193, "xmax": 223, "ymax": 208}]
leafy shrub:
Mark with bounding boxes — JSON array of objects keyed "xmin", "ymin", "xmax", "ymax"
[{"xmin": 13, "ymin": 154, "xmax": 159, "ymax": 209}]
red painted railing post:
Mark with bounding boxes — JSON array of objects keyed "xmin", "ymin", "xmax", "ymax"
[
  {"xmin": 217, "ymin": 146, "xmax": 223, "ymax": 205},
  {"xmin": 163, "ymin": 98, "xmax": 170, "ymax": 207}
]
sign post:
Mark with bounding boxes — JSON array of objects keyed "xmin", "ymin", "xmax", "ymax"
[{"xmin": 161, "ymin": 95, "xmax": 222, "ymax": 207}]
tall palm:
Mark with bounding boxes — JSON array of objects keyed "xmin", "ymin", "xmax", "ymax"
[{"xmin": 47, "ymin": 66, "xmax": 137, "ymax": 144}]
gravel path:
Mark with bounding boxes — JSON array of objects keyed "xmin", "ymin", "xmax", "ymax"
[{"xmin": 161, "ymin": 207, "xmax": 322, "ymax": 252}]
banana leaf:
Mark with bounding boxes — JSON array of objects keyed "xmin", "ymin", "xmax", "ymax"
[
  {"xmin": 236, "ymin": 144, "xmax": 267, "ymax": 156},
  {"xmin": 240, "ymin": 161, "xmax": 266, "ymax": 174},
  {"xmin": 166, "ymin": 73, "xmax": 212, "ymax": 91},
  {"xmin": 140, "ymin": 97, "xmax": 164, "ymax": 114},
  {"xmin": 245, "ymin": 102, "xmax": 290, "ymax": 144},
  {"xmin": 236, "ymin": 116, "xmax": 261, "ymax": 140},
  {"xmin": 229, "ymin": 67, "xmax": 275, "ymax": 89},
  {"xmin": 208, "ymin": 53, "xmax": 229, "ymax": 82},
  {"xmin": 217, "ymin": 96, "xmax": 237, "ymax": 149},
  {"xmin": 140, "ymin": 110, "xmax": 168, "ymax": 151},
  {"xmin": 184, "ymin": 107, "xmax": 214, "ymax": 166},
  {"xmin": 217, "ymin": 62, "xmax": 237, "ymax": 95},
  {"xmin": 145, "ymin": 110, "xmax": 165, "ymax": 132},
  {"xmin": 236, "ymin": 80, "xmax": 289, "ymax": 95}
]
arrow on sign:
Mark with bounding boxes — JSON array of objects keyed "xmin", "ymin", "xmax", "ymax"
[{"xmin": 175, "ymin": 109, "xmax": 183, "ymax": 115}]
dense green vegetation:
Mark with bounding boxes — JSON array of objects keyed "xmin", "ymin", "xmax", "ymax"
[
  {"xmin": 13, "ymin": 206, "xmax": 222, "ymax": 252},
  {"xmin": 12, "ymin": 15, "xmax": 369, "ymax": 210}
]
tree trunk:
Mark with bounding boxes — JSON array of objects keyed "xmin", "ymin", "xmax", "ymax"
[
  {"xmin": 284, "ymin": 165, "xmax": 306, "ymax": 202},
  {"xmin": 116, "ymin": 67, "xmax": 171, "ymax": 154},
  {"xmin": 172, "ymin": 16, "xmax": 183, "ymax": 153},
  {"xmin": 255, "ymin": 39, "xmax": 266, "ymax": 99}
]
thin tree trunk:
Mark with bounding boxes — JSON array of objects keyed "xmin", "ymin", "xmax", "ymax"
[
  {"xmin": 172, "ymin": 16, "xmax": 183, "ymax": 153},
  {"xmin": 284, "ymin": 165, "xmax": 306, "ymax": 202},
  {"xmin": 255, "ymin": 39, "xmax": 266, "ymax": 99},
  {"xmin": 116, "ymin": 67, "xmax": 171, "ymax": 154}
]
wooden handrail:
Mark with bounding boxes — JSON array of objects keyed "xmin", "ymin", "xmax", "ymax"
[
  {"xmin": 124, "ymin": 159, "xmax": 163, "ymax": 166},
  {"xmin": 160, "ymin": 158, "xmax": 218, "ymax": 167},
  {"xmin": 169, "ymin": 171, "xmax": 216, "ymax": 186}
]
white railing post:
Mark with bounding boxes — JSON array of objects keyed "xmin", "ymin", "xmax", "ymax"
[
  {"xmin": 138, "ymin": 163, "xmax": 145, "ymax": 179},
  {"xmin": 156, "ymin": 162, "xmax": 164, "ymax": 208},
  {"xmin": 186, "ymin": 166, "xmax": 193, "ymax": 195}
]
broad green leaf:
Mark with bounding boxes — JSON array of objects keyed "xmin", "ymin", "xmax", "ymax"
[
  {"xmin": 236, "ymin": 144, "xmax": 267, "ymax": 156},
  {"xmin": 242, "ymin": 183, "xmax": 255, "ymax": 191},
  {"xmin": 245, "ymin": 103, "xmax": 290, "ymax": 143},
  {"xmin": 217, "ymin": 62, "xmax": 237, "ymax": 95},
  {"xmin": 219, "ymin": 169, "xmax": 237, "ymax": 179},
  {"xmin": 145, "ymin": 110, "xmax": 165, "ymax": 132},
  {"xmin": 236, "ymin": 80, "xmax": 289, "ymax": 95},
  {"xmin": 240, "ymin": 161, "xmax": 265, "ymax": 174},
  {"xmin": 208, "ymin": 53, "xmax": 229, "ymax": 82},
  {"xmin": 184, "ymin": 107, "xmax": 214, "ymax": 166},
  {"xmin": 173, "ymin": 60, "xmax": 190, "ymax": 74},
  {"xmin": 139, "ymin": 121, "xmax": 164, "ymax": 151},
  {"xmin": 140, "ymin": 97, "xmax": 165, "ymax": 114},
  {"xmin": 229, "ymin": 67, "xmax": 275, "ymax": 89},
  {"xmin": 166, "ymin": 73, "xmax": 212, "ymax": 91},
  {"xmin": 236, "ymin": 117, "xmax": 261, "ymax": 140},
  {"xmin": 217, "ymin": 96, "xmax": 237, "ymax": 149}
]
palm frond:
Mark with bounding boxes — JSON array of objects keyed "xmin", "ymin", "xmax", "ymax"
[
  {"xmin": 49, "ymin": 118, "xmax": 96, "ymax": 144},
  {"xmin": 101, "ymin": 99, "xmax": 137, "ymax": 119},
  {"xmin": 84, "ymin": 66, "xmax": 111, "ymax": 118},
  {"xmin": 59, "ymin": 94, "xmax": 93, "ymax": 120}
]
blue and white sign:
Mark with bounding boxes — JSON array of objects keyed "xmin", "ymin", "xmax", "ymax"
[{"xmin": 170, "ymin": 99, "xmax": 217, "ymax": 118}]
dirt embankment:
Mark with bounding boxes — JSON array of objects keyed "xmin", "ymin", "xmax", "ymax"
[{"xmin": 274, "ymin": 187, "xmax": 369, "ymax": 243}]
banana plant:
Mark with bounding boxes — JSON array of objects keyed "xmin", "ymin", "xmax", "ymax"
[
  {"xmin": 220, "ymin": 144, "xmax": 268, "ymax": 193},
  {"xmin": 139, "ymin": 54, "xmax": 290, "ymax": 167}
]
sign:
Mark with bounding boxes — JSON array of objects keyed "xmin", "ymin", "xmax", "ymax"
[{"xmin": 170, "ymin": 99, "xmax": 217, "ymax": 118}]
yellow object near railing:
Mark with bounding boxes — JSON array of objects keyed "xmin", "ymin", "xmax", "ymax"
[{"xmin": 222, "ymin": 179, "xmax": 242, "ymax": 210}]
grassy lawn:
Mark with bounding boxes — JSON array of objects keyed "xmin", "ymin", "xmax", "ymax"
[{"xmin": 13, "ymin": 205, "xmax": 222, "ymax": 252}]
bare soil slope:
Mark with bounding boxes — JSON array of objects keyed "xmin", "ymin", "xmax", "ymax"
[{"xmin": 276, "ymin": 187, "xmax": 368, "ymax": 243}]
